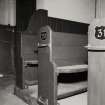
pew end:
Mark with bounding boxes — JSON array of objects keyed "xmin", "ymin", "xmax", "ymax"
[{"xmin": 38, "ymin": 26, "xmax": 88, "ymax": 105}]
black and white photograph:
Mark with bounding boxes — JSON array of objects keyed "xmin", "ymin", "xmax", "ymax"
[{"xmin": 0, "ymin": 0, "xmax": 104, "ymax": 105}]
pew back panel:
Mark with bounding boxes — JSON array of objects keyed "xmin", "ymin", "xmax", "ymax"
[{"xmin": 52, "ymin": 32, "xmax": 88, "ymax": 66}]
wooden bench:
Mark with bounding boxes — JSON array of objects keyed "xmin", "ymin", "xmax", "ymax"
[
  {"xmin": 15, "ymin": 33, "xmax": 38, "ymax": 89},
  {"xmin": 38, "ymin": 26, "xmax": 88, "ymax": 105}
]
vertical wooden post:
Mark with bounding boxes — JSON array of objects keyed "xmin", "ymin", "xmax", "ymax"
[
  {"xmin": 38, "ymin": 26, "xmax": 57, "ymax": 105},
  {"xmin": 88, "ymin": 18, "xmax": 105, "ymax": 105}
]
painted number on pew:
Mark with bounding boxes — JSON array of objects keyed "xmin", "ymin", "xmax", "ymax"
[
  {"xmin": 95, "ymin": 26, "xmax": 105, "ymax": 40},
  {"xmin": 41, "ymin": 32, "xmax": 47, "ymax": 40}
]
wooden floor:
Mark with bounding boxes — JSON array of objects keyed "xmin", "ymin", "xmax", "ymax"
[
  {"xmin": 0, "ymin": 90, "xmax": 28, "ymax": 105},
  {"xmin": 29, "ymin": 85, "xmax": 87, "ymax": 105},
  {"xmin": 0, "ymin": 77, "xmax": 87, "ymax": 105},
  {"xmin": 0, "ymin": 77, "xmax": 27, "ymax": 105},
  {"xmin": 58, "ymin": 92, "xmax": 87, "ymax": 105},
  {"xmin": 58, "ymin": 81, "xmax": 87, "ymax": 99}
]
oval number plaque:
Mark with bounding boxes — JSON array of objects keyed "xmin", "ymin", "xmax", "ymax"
[
  {"xmin": 95, "ymin": 26, "xmax": 105, "ymax": 40},
  {"xmin": 41, "ymin": 32, "xmax": 47, "ymax": 40}
]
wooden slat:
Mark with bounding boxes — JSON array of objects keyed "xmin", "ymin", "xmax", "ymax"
[
  {"xmin": 57, "ymin": 64, "xmax": 88, "ymax": 73},
  {"xmin": 24, "ymin": 60, "xmax": 38, "ymax": 65},
  {"xmin": 25, "ymin": 80, "xmax": 38, "ymax": 86}
]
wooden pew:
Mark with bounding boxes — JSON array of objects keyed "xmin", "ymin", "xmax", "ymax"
[
  {"xmin": 38, "ymin": 26, "xmax": 88, "ymax": 105},
  {"xmin": 15, "ymin": 33, "xmax": 38, "ymax": 89}
]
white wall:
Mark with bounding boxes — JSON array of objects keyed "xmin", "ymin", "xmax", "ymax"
[
  {"xmin": 96, "ymin": 0, "xmax": 105, "ymax": 18},
  {"xmin": 0, "ymin": 0, "xmax": 16, "ymax": 26},
  {"xmin": 37, "ymin": 0, "xmax": 95, "ymax": 24}
]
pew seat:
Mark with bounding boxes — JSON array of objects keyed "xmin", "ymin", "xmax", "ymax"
[{"xmin": 57, "ymin": 64, "xmax": 88, "ymax": 74}]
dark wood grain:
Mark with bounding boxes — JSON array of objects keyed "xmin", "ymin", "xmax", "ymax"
[
  {"xmin": 15, "ymin": 33, "xmax": 38, "ymax": 89},
  {"xmin": 52, "ymin": 31, "xmax": 88, "ymax": 66}
]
